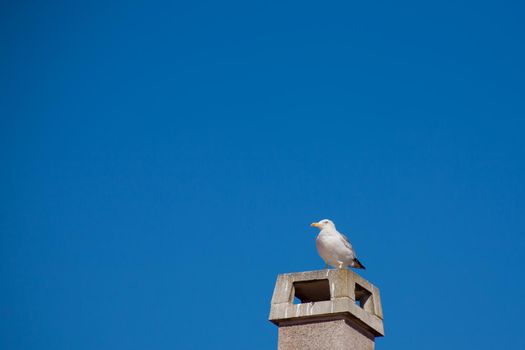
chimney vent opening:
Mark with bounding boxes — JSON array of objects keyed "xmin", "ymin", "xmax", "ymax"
[
  {"xmin": 355, "ymin": 283, "xmax": 373, "ymax": 312},
  {"xmin": 293, "ymin": 279, "xmax": 331, "ymax": 304}
]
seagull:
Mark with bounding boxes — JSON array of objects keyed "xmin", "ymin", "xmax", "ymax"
[{"xmin": 311, "ymin": 219, "xmax": 365, "ymax": 269}]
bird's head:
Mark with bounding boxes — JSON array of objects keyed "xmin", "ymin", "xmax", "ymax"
[{"xmin": 310, "ymin": 219, "xmax": 335, "ymax": 230}]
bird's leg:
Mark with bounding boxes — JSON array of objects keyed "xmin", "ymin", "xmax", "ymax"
[
  {"xmin": 337, "ymin": 261, "xmax": 344, "ymax": 269},
  {"xmin": 324, "ymin": 262, "xmax": 329, "ymax": 270}
]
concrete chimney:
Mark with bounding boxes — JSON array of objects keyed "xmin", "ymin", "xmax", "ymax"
[{"xmin": 269, "ymin": 269, "xmax": 384, "ymax": 350}]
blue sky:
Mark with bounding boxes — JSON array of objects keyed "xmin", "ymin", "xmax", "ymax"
[{"xmin": 1, "ymin": 1, "xmax": 524, "ymax": 349}]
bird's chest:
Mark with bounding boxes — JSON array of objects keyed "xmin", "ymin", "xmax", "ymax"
[{"xmin": 316, "ymin": 232, "xmax": 342, "ymax": 252}]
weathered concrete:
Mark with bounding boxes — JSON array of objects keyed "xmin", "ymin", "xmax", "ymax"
[
  {"xmin": 269, "ymin": 269, "xmax": 384, "ymax": 349},
  {"xmin": 278, "ymin": 318, "xmax": 374, "ymax": 350}
]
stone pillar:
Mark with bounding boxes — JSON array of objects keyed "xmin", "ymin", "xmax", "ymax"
[{"xmin": 269, "ymin": 269, "xmax": 384, "ymax": 350}]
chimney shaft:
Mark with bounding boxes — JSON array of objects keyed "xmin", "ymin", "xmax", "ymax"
[{"xmin": 269, "ymin": 269, "xmax": 384, "ymax": 350}]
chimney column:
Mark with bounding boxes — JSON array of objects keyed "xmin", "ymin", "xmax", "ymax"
[{"xmin": 269, "ymin": 269, "xmax": 384, "ymax": 350}]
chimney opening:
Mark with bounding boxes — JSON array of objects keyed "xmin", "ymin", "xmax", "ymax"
[
  {"xmin": 293, "ymin": 279, "xmax": 331, "ymax": 304},
  {"xmin": 355, "ymin": 283, "xmax": 373, "ymax": 311}
]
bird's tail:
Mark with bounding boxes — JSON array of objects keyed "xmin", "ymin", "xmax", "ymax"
[{"xmin": 353, "ymin": 258, "xmax": 366, "ymax": 269}]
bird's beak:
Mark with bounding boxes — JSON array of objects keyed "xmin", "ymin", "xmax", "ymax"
[{"xmin": 311, "ymin": 222, "xmax": 321, "ymax": 228}]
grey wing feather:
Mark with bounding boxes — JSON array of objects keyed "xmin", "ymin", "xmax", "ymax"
[
  {"xmin": 338, "ymin": 232, "xmax": 354, "ymax": 252},
  {"xmin": 339, "ymin": 231, "xmax": 365, "ymax": 269}
]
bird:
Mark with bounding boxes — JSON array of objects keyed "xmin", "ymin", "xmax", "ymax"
[{"xmin": 310, "ymin": 219, "xmax": 365, "ymax": 270}]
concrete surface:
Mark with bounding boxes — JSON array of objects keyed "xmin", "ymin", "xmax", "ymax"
[
  {"xmin": 269, "ymin": 269, "xmax": 384, "ymax": 349},
  {"xmin": 278, "ymin": 318, "xmax": 374, "ymax": 350}
]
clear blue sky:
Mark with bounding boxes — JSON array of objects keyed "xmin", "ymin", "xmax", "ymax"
[{"xmin": 1, "ymin": 1, "xmax": 524, "ymax": 349}]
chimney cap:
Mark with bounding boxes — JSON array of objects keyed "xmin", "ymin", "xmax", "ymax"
[{"xmin": 269, "ymin": 269, "xmax": 384, "ymax": 337}]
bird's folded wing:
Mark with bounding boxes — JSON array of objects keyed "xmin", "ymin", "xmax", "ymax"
[{"xmin": 339, "ymin": 233, "xmax": 354, "ymax": 251}]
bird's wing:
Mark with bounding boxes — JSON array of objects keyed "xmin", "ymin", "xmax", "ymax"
[{"xmin": 338, "ymin": 232, "xmax": 354, "ymax": 252}]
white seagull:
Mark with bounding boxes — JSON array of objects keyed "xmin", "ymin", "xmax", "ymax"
[{"xmin": 311, "ymin": 219, "xmax": 365, "ymax": 269}]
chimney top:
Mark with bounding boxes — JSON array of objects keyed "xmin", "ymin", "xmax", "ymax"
[{"xmin": 269, "ymin": 269, "xmax": 384, "ymax": 338}]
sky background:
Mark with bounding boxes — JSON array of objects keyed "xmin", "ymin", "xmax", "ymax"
[{"xmin": 1, "ymin": 1, "xmax": 525, "ymax": 349}]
